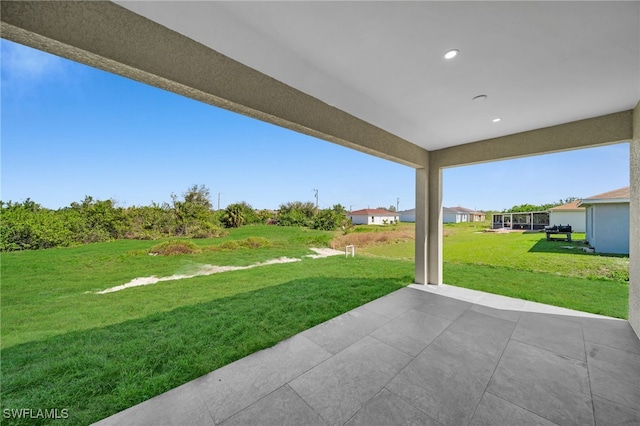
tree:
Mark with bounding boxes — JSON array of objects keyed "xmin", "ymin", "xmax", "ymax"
[
  {"xmin": 503, "ymin": 197, "xmax": 582, "ymax": 213},
  {"xmin": 68, "ymin": 196, "xmax": 127, "ymax": 243},
  {"xmin": 171, "ymin": 184, "xmax": 218, "ymax": 236},
  {"xmin": 377, "ymin": 206, "xmax": 397, "ymax": 212},
  {"xmin": 277, "ymin": 201, "xmax": 316, "ymax": 227},
  {"xmin": 222, "ymin": 203, "xmax": 246, "ymax": 228},
  {"xmin": 310, "ymin": 204, "xmax": 350, "ymax": 231}
]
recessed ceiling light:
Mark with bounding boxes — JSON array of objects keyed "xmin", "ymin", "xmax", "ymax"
[
  {"xmin": 444, "ymin": 49, "xmax": 459, "ymax": 60},
  {"xmin": 472, "ymin": 95, "xmax": 488, "ymax": 101},
  {"xmin": 492, "ymin": 118, "xmax": 502, "ymax": 123}
]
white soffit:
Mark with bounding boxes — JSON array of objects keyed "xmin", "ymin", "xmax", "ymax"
[{"xmin": 117, "ymin": 1, "xmax": 640, "ymax": 151}]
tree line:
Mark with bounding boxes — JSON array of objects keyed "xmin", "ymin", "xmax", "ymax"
[
  {"xmin": 0, "ymin": 185, "xmax": 350, "ymax": 251},
  {"xmin": 502, "ymin": 197, "xmax": 581, "ymax": 213}
]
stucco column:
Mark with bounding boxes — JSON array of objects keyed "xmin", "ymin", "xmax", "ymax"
[
  {"xmin": 415, "ymin": 168, "xmax": 428, "ymax": 284},
  {"xmin": 630, "ymin": 101, "xmax": 640, "ymax": 338},
  {"xmin": 428, "ymin": 161, "xmax": 443, "ymax": 285}
]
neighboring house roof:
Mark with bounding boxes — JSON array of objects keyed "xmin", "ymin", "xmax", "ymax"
[
  {"xmin": 398, "ymin": 209, "xmax": 415, "ymax": 214},
  {"xmin": 443, "ymin": 207, "xmax": 465, "ymax": 214},
  {"xmin": 449, "ymin": 206, "xmax": 484, "ymax": 214},
  {"xmin": 349, "ymin": 209, "xmax": 398, "ymax": 216},
  {"xmin": 579, "ymin": 187, "xmax": 630, "ymax": 205},
  {"xmin": 549, "ymin": 201, "xmax": 585, "ymax": 211}
]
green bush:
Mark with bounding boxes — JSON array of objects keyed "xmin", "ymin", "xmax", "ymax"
[
  {"xmin": 148, "ymin": 240, "xmax": 200, "ymax": 256},
  {"xmin": 0, "ymin": 185, "xmax": 227, "ymax": 251},
  {"xmin": 310, "ymin": 205, "xmax": 350, "ymax": 231},
  {"xmin": 278, "ymin": 201, "xmax": 316, "ymax": 227},
  {"xmin": 212, "ymin": 237, "xmax": 271, "ymax": 251}
]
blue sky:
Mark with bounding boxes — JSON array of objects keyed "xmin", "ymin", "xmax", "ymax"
[{"xmin": 1, "ymin": 39, "xmax": 630, "ymax": 212}]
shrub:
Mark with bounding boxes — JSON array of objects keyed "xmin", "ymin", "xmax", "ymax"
[
  {"xmin": 222, "ymin": 203, "xmax": 246, "ymax": 228},
  {"xmin": 310, "ymin": 205, "xmax": 350, "ymax": 231},
  {"xmin": 216, "ymin": 240, "xmax": 240, "ymax": 251},
  {"xmin": 211, "ymin": 237, "xmax": 271, "ymax": 251},
  {"xmin": 148, "ymin": 241, "xmax": 200, "ymax": 256},
  {"xmin": 243, "ymin": 237, "xmax": 271, "ymax": 248},
  {"xmin": 277, "ymin": 201, "xmax": 316, "ymax": 227}
]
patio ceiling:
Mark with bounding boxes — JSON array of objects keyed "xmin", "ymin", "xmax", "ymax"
[{"xmin": 115, "ymin": 1, "xmax": 640, "ymax": 151}]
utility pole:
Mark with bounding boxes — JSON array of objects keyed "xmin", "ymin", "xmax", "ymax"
[
  {"xmin": 217, "ymin": 193, "xmax": 221, "ymax": 210},
  {"xmin": 313, "ymin": 189, "xmax": 319, "ymax": 210},
  {"xmin": 397, "ymin": 197, "xmax": 400, "ymax": 212}
]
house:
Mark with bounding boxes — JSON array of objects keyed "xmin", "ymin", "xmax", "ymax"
[
  {"xmin": 448, "ymin": 206, "xmax": 485, "ymax": 222},
  {"xmin": 402, "ymin": 207, "xmax": 485, "ymax": 224},
  {"xmin": 443, "ymin": 207, "xmax": 469, "ymax": 223},
  {"xmin": 580, "ymin": 187, "xmax": 630, "ymax": 254},
  {"xmin": 349, "ymin": 209, "xmax": 399, "ymax": 225},
  {"xmin": 398, "ymin": 208, "xmax": 416, "ymax": 223},
  {"xmin": 549, "ymin": 201, "xmax": 586, "ymax": 233}
]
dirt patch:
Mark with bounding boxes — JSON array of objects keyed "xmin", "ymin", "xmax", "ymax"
[
  {"xmin": 330, "ymin": 228, "xmax": 414, "ymax": 249},
  {"xmin": 149, "ymin": 241, "xmax": 200, "ymax": 255},
  {"xmin": 96, "ymin": 248, "xmax": 343, "ymax": 294}
]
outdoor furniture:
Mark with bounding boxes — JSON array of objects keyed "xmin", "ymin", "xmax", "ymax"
[{"xmin": 545, "ymin": 225, "xmax": 572, "ymax": 242}]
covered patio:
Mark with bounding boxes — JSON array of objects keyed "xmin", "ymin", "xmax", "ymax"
[
  {"xmin": 2, "ymin": 2, "xmax": 639, "ymax": 425},
  {"xmin": 94, "ymin": 285, "xmax": 640, "ymax": 425}
]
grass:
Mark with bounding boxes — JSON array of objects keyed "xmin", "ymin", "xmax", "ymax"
[
  {"xmin": 1, "ymin": 222, "xmax": 631, "ymax": 423},
  {"xmin": 444, "ymin": 263, "xmax": 628, "ymax": 318},
  {"xmin": 1, "ymin": 226, "xmax": 412, "ymax": 424},
  {"xmin": 1, "ymin": 226, "xmax": 333, "ymax": 348},
  {"xmin": 359, "ymin": 222, "xmax": 629, "ymax": 318}
]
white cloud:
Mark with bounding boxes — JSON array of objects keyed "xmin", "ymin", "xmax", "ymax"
[{"xmin": 1, "ymin": 39, "xmax": 67, "ymax": 92}]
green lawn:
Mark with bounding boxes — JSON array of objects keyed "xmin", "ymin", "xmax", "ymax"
[
  {"xmin": 1, "ymin": 226, "xmax": 412, "ymax": 424},
  {"xmin": 1, "ymin": 223, "xmax": 631, "ymax": 424},
  {"xmin": 361, "ymin": 222, "xmax": 629, "ymax": 318}
]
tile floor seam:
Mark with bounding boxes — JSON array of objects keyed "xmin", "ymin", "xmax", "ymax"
[
  {"xmin": 282, "ymin": 384, "xmax": 331, "ymax": 426},
  {"xmin": 509, "ymin": 340, "xmax": 594, "ymax": 400},
  {"xmin": 341, "ymin": 405, "xmax": 362, "ymax": 425},
  {"xmin": 581, "ymin": 322, "xmax": 599, "ymax": 425},
  {"xmin": 195, "ymin": 386, "xmax": 218, "ymax": 426},
  {"xmin": 405, "ymin": 307, "xmax": 467, "ymax": 359},
  {"xmin": 510, "ymin": 334, "xmax": 587, "ymax": 363},
  {"xmin": 339, "ymin": 388, "xmax": 387, "ymax": 426},
  {"xmin": 210, "ymin": 336, "xmax": 333, "ymax": 425},
  {"xmin": 585, "ymin": 341, "xmax": 640, "ymax": 414},
  {"xmin": 366, "ymin": 328, "xmax": 434, "ymax": 359},
  {"xmin": 381, "ymin": 385, "xmax": 444, "ymax": 426},
  {"xmin": 415, "ymin": 300, "xmax": 474, "ymax": 323},
  {"xmin": 215, "ymin": 383, "xmax": 328, "ymax": 426},
  {"xmin": 327, "ymin": 334, "xmax": 423, "ymax": 425},
  {"xmin": 482, "ymin": 390, "xmax": 563, "ymax": 426},
  {"xmin": 591, "ymin": 393, "xmax": 640, "ymax": 417},
  {"xmin": 583, "ymin": 335, "xmax": 640, "ymax": 356},
  {"xmin": 352, "ymin": 316, "xmax": 450, "ymax": 421},
  {"xmin": 215, "ymin": 386, "xmax": 280, "ymax": 426},
  {"xmin": 290, "ymin": 335, "xmax": 413, "ymax": 426},
  {"xmin": 358, "ymin": 304, "xmax": 397, "ymax": 320},
  {"xmin": 467, "ymin": 315, "xmax": 519, "ymax": 426}
]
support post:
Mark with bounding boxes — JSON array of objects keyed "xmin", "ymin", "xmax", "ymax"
[
  {"xmin": 427, "ymin": 163, "xmax": 443, "ymax": 285},
  {"xmin": 629, "ymin": 101, "xmax": 640, "ymax": 338},
  {"xmin": 415, "ymin": 168, "xmax": 428, "ymax": 284}
]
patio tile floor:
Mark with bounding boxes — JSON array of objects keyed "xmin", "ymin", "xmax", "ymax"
[{"xmin": 94, "ymin": 284, "xmax": 640, "ymax": 426}]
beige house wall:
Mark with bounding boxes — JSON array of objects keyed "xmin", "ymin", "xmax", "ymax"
[{"xmin": 549, "ymin": 210, "xmax": 586, "ymax": 233}]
